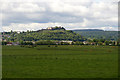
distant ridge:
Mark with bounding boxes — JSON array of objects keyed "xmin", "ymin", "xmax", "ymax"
[
  {"xmin": 72, "ymin": 29, "xmax": 104, "ymax": 31},
  {"xmin": 73, "ymin": 29, "xmax": 118, "ymax": 41}
]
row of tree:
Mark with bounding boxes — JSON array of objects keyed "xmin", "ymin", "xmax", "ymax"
[{"xmin": 2, "ymin": 40, "xmax": 119, "ymax": 46}]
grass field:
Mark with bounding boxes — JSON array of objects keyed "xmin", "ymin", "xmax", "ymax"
[{"xmin": 2, "ymin": 45, "xmax": 118, "ymax": 78}]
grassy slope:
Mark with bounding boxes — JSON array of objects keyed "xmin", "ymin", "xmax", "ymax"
[{"xmin": 2, "ymin": 45, "xmax": 118, "ymax": 78}]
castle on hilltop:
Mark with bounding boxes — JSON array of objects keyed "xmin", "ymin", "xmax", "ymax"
[
  {"xmin": 47, "ymin": 26, "xmax": 65, "ymax": 30},
  {"xmin": 37, "ymin": 26, "xmax": 66, "ymax": 32}
]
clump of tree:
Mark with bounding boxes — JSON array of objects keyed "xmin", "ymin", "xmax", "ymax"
[
  {"xmin": 2, "ymin": 41, "xmax": 8, "ymax": 45},
  {"xmin": 20, "ymin": 41, "xmax": 33, "ymax": 45},
  {"xmin": 86, "ymin": 38, "xmax": 119, "ymax": 46},
  {"xmin": 35, "ymin": 40, "xmax": 56, "ymax": 45},
  {"xmin": 20, "ymin": 41, "xmax": 37, "ymax": 48}
]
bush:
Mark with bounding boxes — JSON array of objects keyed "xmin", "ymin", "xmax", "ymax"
[
  {"xmin": 35, "ymin": 40, "xmax": 56, "ymax": 45},
  {"xmin": 20, "ymin": 41, "xmax": 33, "ymax": 45}
]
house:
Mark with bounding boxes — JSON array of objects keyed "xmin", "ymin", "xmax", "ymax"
[
  {"xmin": 6, "ymin": 42, "xmax": 19, "ymax": 46},
  {"xmin": 115, "ymin": 41, "xmax": 118, "ymax": 45},
  {"xmin": 12, "ymin": 42, "xmax": 19, "ymax": 45},
  {"xmin": 16, "ymin": 31, "xmax": 21, "ymax": 34},
  {"xmin": 62, "ymin": 41, "xmax": 73, "ymax": 44},
  {"xmin": 3, "ymin": 39, "xmax": 7, "ymax": 42},
  {"xmin": 7, "ymin": 44, "xmax": 12, "ymax": 46},
  {"xmin": 47, "ymin": 27, "xmax": 53, "ymax": 30},
  {"xmin": 90, "ymin": 42, "xmax": 96, "ymax": 45},
  {"xmin": 57, "ymin": 41, "xmax": 73, "ymax": 45},
  {"xmin": 6, "ymin": 42, "xmax": 12, "ymax": 46},
  {"xmin": 109, "ymin": 44, "xmax": 112, "ymax": 46},
  {"xmin": 83, "ymin": 41, "xmax": 89, "ymax": 45},
  {"xmin": 32, "ymin": 41, "xmax": 35, "ymax": 44}
]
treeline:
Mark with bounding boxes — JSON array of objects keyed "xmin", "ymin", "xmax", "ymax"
[
  {"xmin": 2, "ymin": 39, "xmax": 119, "ymax": 46},
  {"xmin": 20, "ymin": 41, "xmax": 70, "ymax": 45},
  {"xmin": 19, "ymin": 40, "xmax": 120, "ymax": 46}
]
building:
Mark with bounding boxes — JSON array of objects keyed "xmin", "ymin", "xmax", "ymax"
[
  {"xmin": 83, "ymin": 41, "xmax": 89, "ymax": 45},
  {"xmin": 6, "ymin": 42, "xmax": 12, "ymax": 46},
  {"xmin": 47, "ymin": 26, "xmax": 65, "ymax": 30},
  {"xmin": 47, "ymin": 27, "xmax": 53, "ymax": 30},
  {"xmin": 12, "ymin": 42, "xmax": 19, "ymax": 45},
  {"xmin": 16, "ymin": 31, "xmax": 21, "ymax": 34},
  {"xmin": 57, "ymin": 41, "xmax": 73, "ymax": 45},
  {"xmin": 62, "ymin": 41, "xmax": 73, "ymax": 44}
]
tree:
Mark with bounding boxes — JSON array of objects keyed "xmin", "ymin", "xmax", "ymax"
[
  {"xmin": 2, "ymin": 41, "xmax": 7, "ymax": 45},
  {"xmin": 105, "ymin": 41, "xmax": 109, "ymax": 45}
]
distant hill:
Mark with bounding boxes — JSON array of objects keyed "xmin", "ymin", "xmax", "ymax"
[
  {"xmin": 73, "ymin": 30, "xmax": 118, "ymax": 41},
  {"xmin": 2, "ymin": 27, "xmax": 86, "ymax": 42},
  {"xmin": 73, "ymin": 29, "xmax": 104, "ymax": 31}
]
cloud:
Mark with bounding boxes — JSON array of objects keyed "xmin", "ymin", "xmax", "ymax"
[
  {"xmin": 101, "ymin": 26, "xmax": 118, "ymax": 31},
  {"xmin": 0, "ymin": 0, "xmax": 118, "ymax": 31},
  {"xmin": 12, "ymin": 3, "xmax": 46, "ymax": 13},
  {"xmin": 2, "ymin": 22, "xmax": 86, "ymax": 31},
  {"xmin": 2, "ymin": 22, "xmax": 118, "ymax": 32}
]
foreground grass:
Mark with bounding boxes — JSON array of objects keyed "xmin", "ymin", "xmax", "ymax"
[{"xmin": 2, "ymin": 45, "xmax": 118, "ymax": 78}]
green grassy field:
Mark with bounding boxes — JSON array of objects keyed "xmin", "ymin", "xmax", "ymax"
[{"xmin": 2, "ymin": 45, "xmax": 118, "ymax": 78}]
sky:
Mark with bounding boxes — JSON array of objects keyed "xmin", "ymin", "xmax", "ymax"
[{"xmin": 0, "ymin": 0, "xmax": 119, "ymax": 32}]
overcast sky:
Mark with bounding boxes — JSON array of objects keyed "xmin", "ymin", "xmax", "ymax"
[{"xmin": 0, "ymin": 0, "xmax": 119, "ymax": 32}]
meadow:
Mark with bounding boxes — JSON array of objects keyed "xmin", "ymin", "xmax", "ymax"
[{"xmin": 2, "ymin": 45, "xmax": 118, "ymax": 78}]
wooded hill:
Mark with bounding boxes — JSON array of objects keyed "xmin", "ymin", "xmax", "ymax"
[
  {"xmin": 2, "ymin": 27, "xmax": 86, "ymax": 42},
  {"xmin": 73, "ymin": 30, "xmax": 118, "ymax": 41}
]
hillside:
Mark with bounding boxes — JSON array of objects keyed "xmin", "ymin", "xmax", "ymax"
[
  {"xmin": 73, "ymin": 30, "xmax": 118, "ymax": 41},
  {"xmin": 2, "ymin": 27, "xmax": 86, "ymax": 42}
]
